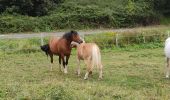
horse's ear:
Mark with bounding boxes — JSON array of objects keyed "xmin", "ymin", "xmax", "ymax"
[{"xmin": 70, "ymin": 30, "xmax": 77, "ymax": 34}]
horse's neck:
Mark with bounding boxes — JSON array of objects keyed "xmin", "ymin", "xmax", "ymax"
[
  {"xmin": 62, "ymin": 38, "xmax": 72, "ymax": 49},
  {"xmin": 66, "ymin": 39, "xmax": 72, "ymax": 45}
]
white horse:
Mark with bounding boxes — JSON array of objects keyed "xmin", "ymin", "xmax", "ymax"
[
  {"xmin": 164, "ymin": 37, "xmax": 170, "ymax": 78},
  {"xmin": 71, "ymin": 42, "xmax": 103, "ymax": 80}
]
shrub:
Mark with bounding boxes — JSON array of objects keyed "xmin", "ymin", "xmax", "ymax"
[
  {"xmin": 0, "ymin": 0, "xmax": 163, "ymax": 33},
  {"xmin": 0, "ymin": 0, "xmax": 64, "ymax": 16}
]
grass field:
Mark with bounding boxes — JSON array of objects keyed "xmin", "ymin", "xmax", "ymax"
[{"xmin": 0, "ymin": 44, "xmax": 170, "ymax": 99}]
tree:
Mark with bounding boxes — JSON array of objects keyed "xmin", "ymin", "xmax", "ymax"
[{"xmin": 0, "ymin": 0, "xmax": 64, "ymax": 16}]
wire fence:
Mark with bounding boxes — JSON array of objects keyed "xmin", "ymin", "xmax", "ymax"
[
  {"xmin": 0, "ymin": 33, "xmax": 85, "ymax": 53},
  {"xmin": 84, "ymin": 31, "xmax": 170, "ymax": 48},
  {"xmin": 113, "ymin": 33, "xmax": 168, "ymax": 47},
  {"xmin": 0, "ymin": 31, "xmax": 169, "ymax": 52}
]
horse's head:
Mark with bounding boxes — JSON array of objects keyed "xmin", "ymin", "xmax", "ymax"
[
  {"xmin": 63, "ymin": 30, "xmax": 83, "ymax": 44},
  {"xmin": 70, "ymin": 30, "xmax": 83, "ymax": 44}
]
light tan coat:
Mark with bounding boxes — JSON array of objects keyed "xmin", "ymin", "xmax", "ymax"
[{"xmin": 72, "ymin": 42, "xmax": 103, "ymax": 79}]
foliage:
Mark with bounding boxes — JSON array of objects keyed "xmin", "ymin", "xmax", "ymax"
[
  {"xmin": 0, "ymin": 0, "xmax": 169, "ymax": 33},
  {"xmin": 0, "ymin": 0, "xmax": 64, "ymax": 16},
  {"xmin": 152, "ymin": 0, "xmax": 170, "ymax": 15}
]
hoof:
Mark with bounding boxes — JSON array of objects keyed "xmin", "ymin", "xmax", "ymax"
[
  {"xmin": 75, "ymin": 71, "xmax": 78, "ymax": 75},
  {"xmin": 75, "ymin": 70, "xmax": 80, "ymax": 76},
  {"xmin": 64, "ymin": 71, "xmax": 68, "ymax": 74},
  {"xmin": 84, "ymin": 77, "xmax": 88, "ymax": 80},
  {"xmin": 89, "ymin": 71, "xmax": 92, "ymax": 75},
  {"xmin": 98, "ymin": 77, "xmax": 102, "ymax": 80},
  {"xmin": 166, "ymin": 75, "xmax": 169, "ymax": 78},
  {"xmin": 64, "ymin": 70, "xmax": 68, "ymax": 74}
]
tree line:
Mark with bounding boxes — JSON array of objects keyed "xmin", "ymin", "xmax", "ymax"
[
  {"xmin": 0, "ymin": 0, "xmax": 169, "ymax": 33},
  {"xmin": 0, "ymin": 0, "xmax": 64, "ymax": 16},
  {"xmin": 0, "ymin": 0, "xmax": 169, "ymax": 16}
]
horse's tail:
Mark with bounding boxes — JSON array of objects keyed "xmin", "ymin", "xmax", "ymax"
[
  {"xmin": 91, "ymin": 44, "xmax": 102, "ymax": 69},
  {"xmin": 40, "ymin": 44, "xmax": 50, "ymax": 57}
]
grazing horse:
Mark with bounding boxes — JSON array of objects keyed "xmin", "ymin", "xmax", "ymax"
[
  {"xmin": 71, "ymin": 42, "xmax": 103, "ymax": 80},
  {"xmin": 40, "ymin": 30, "xmax": 83, "ymax": 73},
  {"xmin": 164, "ymin": 37, "xmax": 170, "ymax": 78}
]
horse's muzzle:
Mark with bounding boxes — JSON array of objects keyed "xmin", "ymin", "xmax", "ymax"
[{"xmin": 78, "ymin": 40, "xmax": 83, "ymax": 44}]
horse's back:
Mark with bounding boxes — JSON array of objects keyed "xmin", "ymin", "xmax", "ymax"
[
  {"xmin": 165, "ymin": 38, "xmax": 170, "ymax": 58},
  {"xmin": 77, "ymin": 43, "xmax": 99, "ymax": 60}
]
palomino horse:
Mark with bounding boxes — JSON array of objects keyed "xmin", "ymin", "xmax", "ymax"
[
  {"xmin": 72, "ymin": 42, "xmax": 103, "ymax": 80},
  {"xmin": 164, "ymin": 37, "xmax": 170, "ymax": 78},
  {"xmin": 41, "ymin": 30, "xmax": 83, "ymax": 73}
]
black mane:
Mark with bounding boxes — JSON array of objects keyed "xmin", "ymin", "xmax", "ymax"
[{"xmin": 62, "ymin": 30, "xmax": 78, "ymax": 40}]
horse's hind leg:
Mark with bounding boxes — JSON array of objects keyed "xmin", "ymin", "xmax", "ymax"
[
  {"xmin": 166, "ymin": 58, "xmax": 170, "ymax": 78},
  {"xmin": 84, "ymin": 71, "xmax": 89, "ymax": 80},
  {"xmin": 84, "ymin": 60, "xmax": 92, "ymax": 80},
  {"xmin": 98, "ymin": 64, "xmax": 103, "ymax": 79},
  {"xmin": 49, "ymin": 53, "xmax": 53, "ymax": 71}
]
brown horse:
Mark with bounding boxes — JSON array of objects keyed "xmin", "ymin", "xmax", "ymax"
[
  {"xmin": 41, "ymin": 30, "xmax": 83, "ymax": 73},
  {"xmin": 71, "ymin": 42, "xmax": 103, "ymax": 80}
]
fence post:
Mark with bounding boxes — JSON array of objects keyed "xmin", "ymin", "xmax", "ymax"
[
  {"xmin": 142, "ymin": 32, "xmax": 146, "ymax": 43},
  {"xmin": 115, "ymin": 33, "xmax": 119, "ymax": 47},
  {"xmin": 41, "ymin": 33, "xmax": 44, "ymax": 46},
  {"xmin": 82, "ymin": 33, "xmax": 85, "ymax": 42},
  {"xmin": 143, "ymin": 36, "xmax": 146, "ymax": 43}
]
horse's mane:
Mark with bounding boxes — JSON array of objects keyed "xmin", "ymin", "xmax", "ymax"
[{"xmin": 63, "ymin": 30, "xmax": 78, "ymax": 40}]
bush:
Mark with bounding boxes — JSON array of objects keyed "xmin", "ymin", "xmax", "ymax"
[
  {"xmin": 0, "ymin": 0, "xmax": 167, "ymax": 33},
  {"xmin": 0, "ymin": 0, "xmax": 64, "ymax": 16}
]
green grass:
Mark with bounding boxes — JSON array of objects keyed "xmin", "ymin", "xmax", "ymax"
[{"xmin": 0, "ymin": 43, "xmax": 170, "ymax": 99}]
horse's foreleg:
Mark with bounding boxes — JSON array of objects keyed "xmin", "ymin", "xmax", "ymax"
[
  {"xmin": 64, "ymin": 55, "xmax": 70, "ymax": 74},
  {"xmin": 61, "ymin": 55, "xmax": 67, "ymax": 74},
  {"xmin": 76, "ymin": 58, "xmax": 81, "ymax": 76},
  {"xmin": 59, "ymin": 55, "xmax": 62, "ymax": 72},
  {"xmin": 166, "ymin": 58, "xmax": 170, "ymax": 78},
  {"xmin": 84, "ymin": 59, "xmax": 92, "ymax": 80}
]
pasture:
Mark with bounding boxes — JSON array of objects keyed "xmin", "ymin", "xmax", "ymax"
[{"xmin": 0, "ymin": 38, "xmax": 170, "ymax": 99}]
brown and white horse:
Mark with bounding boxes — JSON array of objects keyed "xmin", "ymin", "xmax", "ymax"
[
  {"xmin": 72, "ymin": 42, "xmax": 103, "ymax": 80},
  {"xmin": 41, "ymin": 30, "xmax": 83, "ymax": 73}
]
